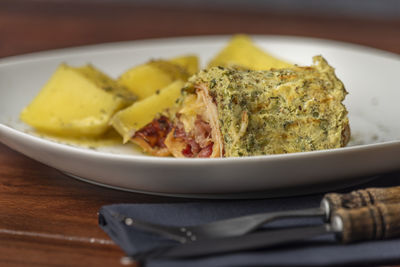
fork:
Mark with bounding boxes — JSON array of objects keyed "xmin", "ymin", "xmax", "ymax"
[{"xmin": 114, "ymin": 186, "xmax": 400, "ymax": 243}]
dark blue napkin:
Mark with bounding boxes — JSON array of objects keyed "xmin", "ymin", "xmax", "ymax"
[{"xmin": 99, "ymin": 172, "xmax": 400, "ymax": 267}]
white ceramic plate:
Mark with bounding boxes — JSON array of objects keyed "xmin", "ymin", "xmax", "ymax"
[{"xmin": 1, "ymin": 35, "xmax": 400, "ymax": 198}]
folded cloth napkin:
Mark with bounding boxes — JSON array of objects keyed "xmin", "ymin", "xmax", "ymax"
[{"xmin": 99, "ymin": 172, "xmax": 400, "ymax": 267}]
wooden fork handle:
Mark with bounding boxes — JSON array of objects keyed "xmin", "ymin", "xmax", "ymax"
[
  {"xmin": 322, "ymin": 186, "xmax": 400, "ymax": 218},
  {"xmin": 332, "ymin": 202, "xmax": 400, "ymax": 243}
]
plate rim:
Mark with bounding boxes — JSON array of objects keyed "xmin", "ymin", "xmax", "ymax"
[
  {"xmin": 1, "ymin": 34, "xmax": 400, "ymax": 197},
  {"xmin": 0, "ymin": 34, "xmax": 399, "ymax": 65}
]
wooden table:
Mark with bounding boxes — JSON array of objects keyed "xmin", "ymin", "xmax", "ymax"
[{"xmin": 1, "ymin": 1, "xmax": 399, "ymax": 266}]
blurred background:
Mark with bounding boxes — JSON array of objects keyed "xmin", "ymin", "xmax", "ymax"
[{"xmin": 0, "ymin": 0, "xmax": 399, "ymax": 58}]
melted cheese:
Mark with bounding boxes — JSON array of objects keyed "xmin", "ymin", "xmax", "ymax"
[{"xmin": 164, "ymin": 85, "xmax": 223, "ymax": 158}]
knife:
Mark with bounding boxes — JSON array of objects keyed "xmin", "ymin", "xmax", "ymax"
[{"xmin": 141, "ymin": 202, "xmax": 400, "ymax": 259}]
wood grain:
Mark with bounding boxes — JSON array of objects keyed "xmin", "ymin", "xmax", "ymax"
[
  {"xmin": 0, "ymin": 143, "xmax": 181, "ymax": 267},
  {"xmin": 323, "ymin": 186, "xmax": 400, "ymax": 218},
  {"xmin": 0, "ymin": 0, "xmax": 399, "ymax": 59},
  {"xmin": 334, "ymin": 203, "xmax": 400, "ymax": 243},
  {"xmin": 0, "ymin": 1, "xmax": 399, "ymax": 266}
]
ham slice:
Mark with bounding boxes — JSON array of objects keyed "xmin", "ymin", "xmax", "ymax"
[
  {"xmin": 131, "ymin": 116, "xmax": 172, "ymax": 157},
  {"xmin": 131, "ymin": 84, "xmax": 223, "ymax": 158}
]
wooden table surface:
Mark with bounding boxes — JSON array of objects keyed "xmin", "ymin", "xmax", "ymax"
[{"xmin": 0, "ymin": 1, "xmax": 399, "ymax": 266}]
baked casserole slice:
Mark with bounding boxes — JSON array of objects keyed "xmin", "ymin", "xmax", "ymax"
[{"xmin": 133, "ymin": 56, "xmax": 350, "ymax": 157}]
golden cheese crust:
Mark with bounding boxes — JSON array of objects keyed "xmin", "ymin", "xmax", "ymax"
[{"xmin": 179, "ymin": 56, "xmax": 350, "ymax": 157}]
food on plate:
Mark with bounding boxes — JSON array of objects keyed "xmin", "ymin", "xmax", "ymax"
[
  {"xmin": 136, "ymin": 56, "xmax": 349, "ymax": 157},
  {"xmin": 20, "ymin": 64, "xmax": 135, "ymax": 137},
  {"xmin": 169, "ymin": 55, "xmax": 199, "ymax": 76},
  {"xmin": 110, "ymin": 80, "xmax": 185, "ymax": 145},
  {"xmin": 20, "ymin": 35, "xmax": 350, "ymax": 157},
  {"xmin": 118, "ymin": 56, "xmax": 198, "ymax": 100},
  {"xmin": 208, "ymin": 35, "xmax": 292, "ymax": 70}
]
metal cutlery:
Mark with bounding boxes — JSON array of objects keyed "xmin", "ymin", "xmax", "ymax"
[
  {"xmin": 144, "ymin": 202, "xmax": 400, "ymax": 259},
  {"xmin": 116, "ymin": 186, "xmax": 400, "ymax": 243}
]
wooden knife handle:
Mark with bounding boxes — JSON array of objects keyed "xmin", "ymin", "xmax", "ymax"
[
  {"xmin": 321, "ymin": 186, "xmax": 400, "ymax": 218},
  {"xmin": 332, "ymin": 202, "xmax": 400, "ymax": 243}
]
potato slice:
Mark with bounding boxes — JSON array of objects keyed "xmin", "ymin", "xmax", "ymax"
[
  {"xmin": 111, "ymin": 80, "xmax": 184, "ymax": 143},
  {"xmin": 118, "ymin": 60, "xmax": 190, "ymax": 100},
  {"xmin": 20, "ymin": 64, "xmax": 135, "ymax": 137},
  {"xmin": 208, "ymin": 35, "xmax": 292, "ymax": 70},
  {"xmin": 169, "ymin": 55, "xmax": 199, "ymax": 76}
]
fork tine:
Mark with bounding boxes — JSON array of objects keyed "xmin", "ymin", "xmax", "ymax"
[
  {"xmin": 118, "ymin": 207, "xmax": 324, "ymax": 242},
  {"xmin": 123, "ymin": 217, "xmax": 190, "ymax": 243}
]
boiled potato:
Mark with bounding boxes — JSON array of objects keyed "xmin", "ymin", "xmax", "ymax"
[
  {"xmin": 20, "ymin": 64, "xmax": 135, "ymax": 137},
  {"xmin": 111, "ymin": 80, "xmax": 184, "ymax": 143},
  {"xmin": 169, "ymin": 55, "xmax": 199, "ymax": 76},
  {"xmin": 118, "ymin": 60, "xmax": 191, "ymax": 100},
  {"xmin": 208, "ymin": 35, "xmax": 292, "ymax": 70}
]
